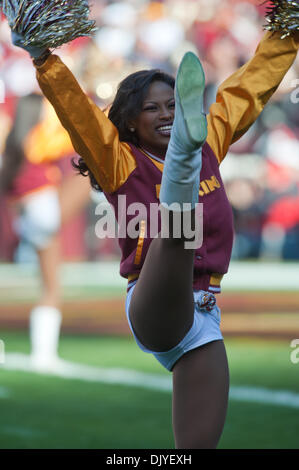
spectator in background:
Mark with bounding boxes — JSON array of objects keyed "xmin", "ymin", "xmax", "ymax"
[{"xmin": 0, "ymin": 94, "xmax": 91, "ymax": 368}]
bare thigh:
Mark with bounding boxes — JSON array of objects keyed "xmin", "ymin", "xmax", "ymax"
[
  {"xmin": 172, "ymin": 340, "xmax": 229, "ymax": 449},
  {"xmin": 129, "ymin": 235, "xmax": 196, "ymax": 352}
]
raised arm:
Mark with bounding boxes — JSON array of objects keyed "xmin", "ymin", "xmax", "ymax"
[
  {"xmin": 34, "ymin": 54, "xmax": 136, "ymax": 193},
  {"xmin": 206, "ymin": 31, "xmax": 299, "ymax": 163},
  {"xmin": 2, "ymin": 0, "xmax": 136, "ymax": 194}
]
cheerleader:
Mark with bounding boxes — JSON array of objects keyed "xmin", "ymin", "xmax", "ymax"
[{"xmin": 0, "ymin": 94, "xmax": 91, "ymax": 368}]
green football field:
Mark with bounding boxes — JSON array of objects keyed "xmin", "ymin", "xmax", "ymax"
[
  {"xmin": 0, "ymin": 261, "xmax": 299, "ymax": 449},
  {"xmin": 0, "ymin": 332, "xmax": 299, "ymax": 449}
]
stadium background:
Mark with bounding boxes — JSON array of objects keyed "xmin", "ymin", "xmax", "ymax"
[{"xmin": 0, "ymin": 0, "xmax": 299, "ymax": 450}]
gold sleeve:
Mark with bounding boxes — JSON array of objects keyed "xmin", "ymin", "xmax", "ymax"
[
  {"xmin": 206, "ymin": 31, "xmax": 299, "ymax": 164},
  {"xmin": 34, "ymin": 54, "xmax": 136, "ymax": 193}
]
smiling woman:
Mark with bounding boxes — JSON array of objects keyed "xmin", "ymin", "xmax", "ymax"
[
  {"xmin": 132, "ymin": 81, "xmax": 175, "ymax": 157},
  {"xmin": 31, "ymin": 50, "xmax": 230, "ymax": 450},
  {"xmin": 107, "ymin": 70, "xmax": 175, "ymax": 164}
]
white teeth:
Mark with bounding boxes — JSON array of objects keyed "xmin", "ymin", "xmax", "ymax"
[{"xmin": 157, "ymin": 125, "xmax": 172, "ymax": 131}]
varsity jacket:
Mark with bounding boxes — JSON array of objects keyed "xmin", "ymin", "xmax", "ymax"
[{"xmin": 34, "ymin": 31, "xmax": 299, "ymax": 292}]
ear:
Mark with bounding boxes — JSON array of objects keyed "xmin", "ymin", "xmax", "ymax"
[{"xmin": 128, "ymin": 120, "xmax": 136, "ymax": 133}]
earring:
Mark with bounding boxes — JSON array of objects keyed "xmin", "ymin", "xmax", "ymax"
[{"xmin": 129, "ymin": 127, "xmax": 135, "ymax": 132}]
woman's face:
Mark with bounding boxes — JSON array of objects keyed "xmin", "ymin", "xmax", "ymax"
[{"xmin": 132, "ymin": 81, "xmax": 175, "ymax": 158}]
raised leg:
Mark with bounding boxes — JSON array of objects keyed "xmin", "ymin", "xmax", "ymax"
[
  {"xmin": 129, "ymin": 52, "xmax": 207, "ymax": 351},
  {"xmin": 129, "ymin": 233, "xmax": 196, "ymax": 352}
]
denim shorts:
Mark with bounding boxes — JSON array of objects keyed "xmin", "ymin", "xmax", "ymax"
[{"xmin": 125, "ymin": 282, "xmax": 223, "ymax": 371}]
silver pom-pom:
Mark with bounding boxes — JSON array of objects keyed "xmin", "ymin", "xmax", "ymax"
[
  {"xmin": 1, "ymin": 0, "xmax": 97, "ymax": 50},
  {"xmin": 264, "ymin": 0, "xmax": 299, "ymax": 39}
]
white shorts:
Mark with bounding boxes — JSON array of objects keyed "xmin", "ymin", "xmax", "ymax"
[
  {"xmin": 17, "ymin": 187, "xmax": 61, "ymax": 249},
  {"xmin": 125, "ymin": 282, "xmax": 223, "ymax": 371}
]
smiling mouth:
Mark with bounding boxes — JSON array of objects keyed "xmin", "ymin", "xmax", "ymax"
[{"xmin": 156, "ymin": 125, "xmax": 172, "ymax": 136}]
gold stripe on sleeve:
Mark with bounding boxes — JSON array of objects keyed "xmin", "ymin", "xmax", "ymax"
[{"xmin": 134, "ymin": 220, "xmax": 146, "ymax": 265}]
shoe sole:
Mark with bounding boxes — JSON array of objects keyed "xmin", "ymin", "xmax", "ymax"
[{"xmin": 176, "ymin": 52, "xmax": 207, "ymax": 146}]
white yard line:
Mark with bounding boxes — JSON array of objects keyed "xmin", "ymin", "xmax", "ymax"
[
  {"xmin": 2, "ymin": 353, "xmax": 299, "ymax": 409},
  {"xmin": 229, "ymin": 386, "xmax": 299, "ymax": 408}
]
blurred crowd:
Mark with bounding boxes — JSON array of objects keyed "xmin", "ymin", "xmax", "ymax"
[{"xmin": 0, "ymin": 0, "xmax": 299, "ymax": 262}]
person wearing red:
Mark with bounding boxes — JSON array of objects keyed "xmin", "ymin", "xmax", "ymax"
[{"xmin": 1, "ymin": 95, "xmax": 91, "ymax": 368}]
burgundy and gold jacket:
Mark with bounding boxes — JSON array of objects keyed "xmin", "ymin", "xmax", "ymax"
[{"xmin": 34, "ymin": 32, "xmax": 299, "ymax": 293}]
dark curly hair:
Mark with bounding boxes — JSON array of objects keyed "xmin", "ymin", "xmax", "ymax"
[{"xmin": 72, "ymin": 69, "xmax": 175, "ymax": 191}]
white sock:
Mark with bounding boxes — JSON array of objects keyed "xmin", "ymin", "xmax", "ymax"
[
  {"xmin": 30, "ymin": 306, "xmax": 62, "ymax": 364},
  {"xmin": 159, "ymin": 52, "xmax": 207, "ymax": 211}
]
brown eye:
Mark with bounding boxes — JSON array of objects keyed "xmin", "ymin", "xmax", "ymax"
[{"xmin": 143, "ymin": 105, "xmax": 157, "ymax": 111}]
